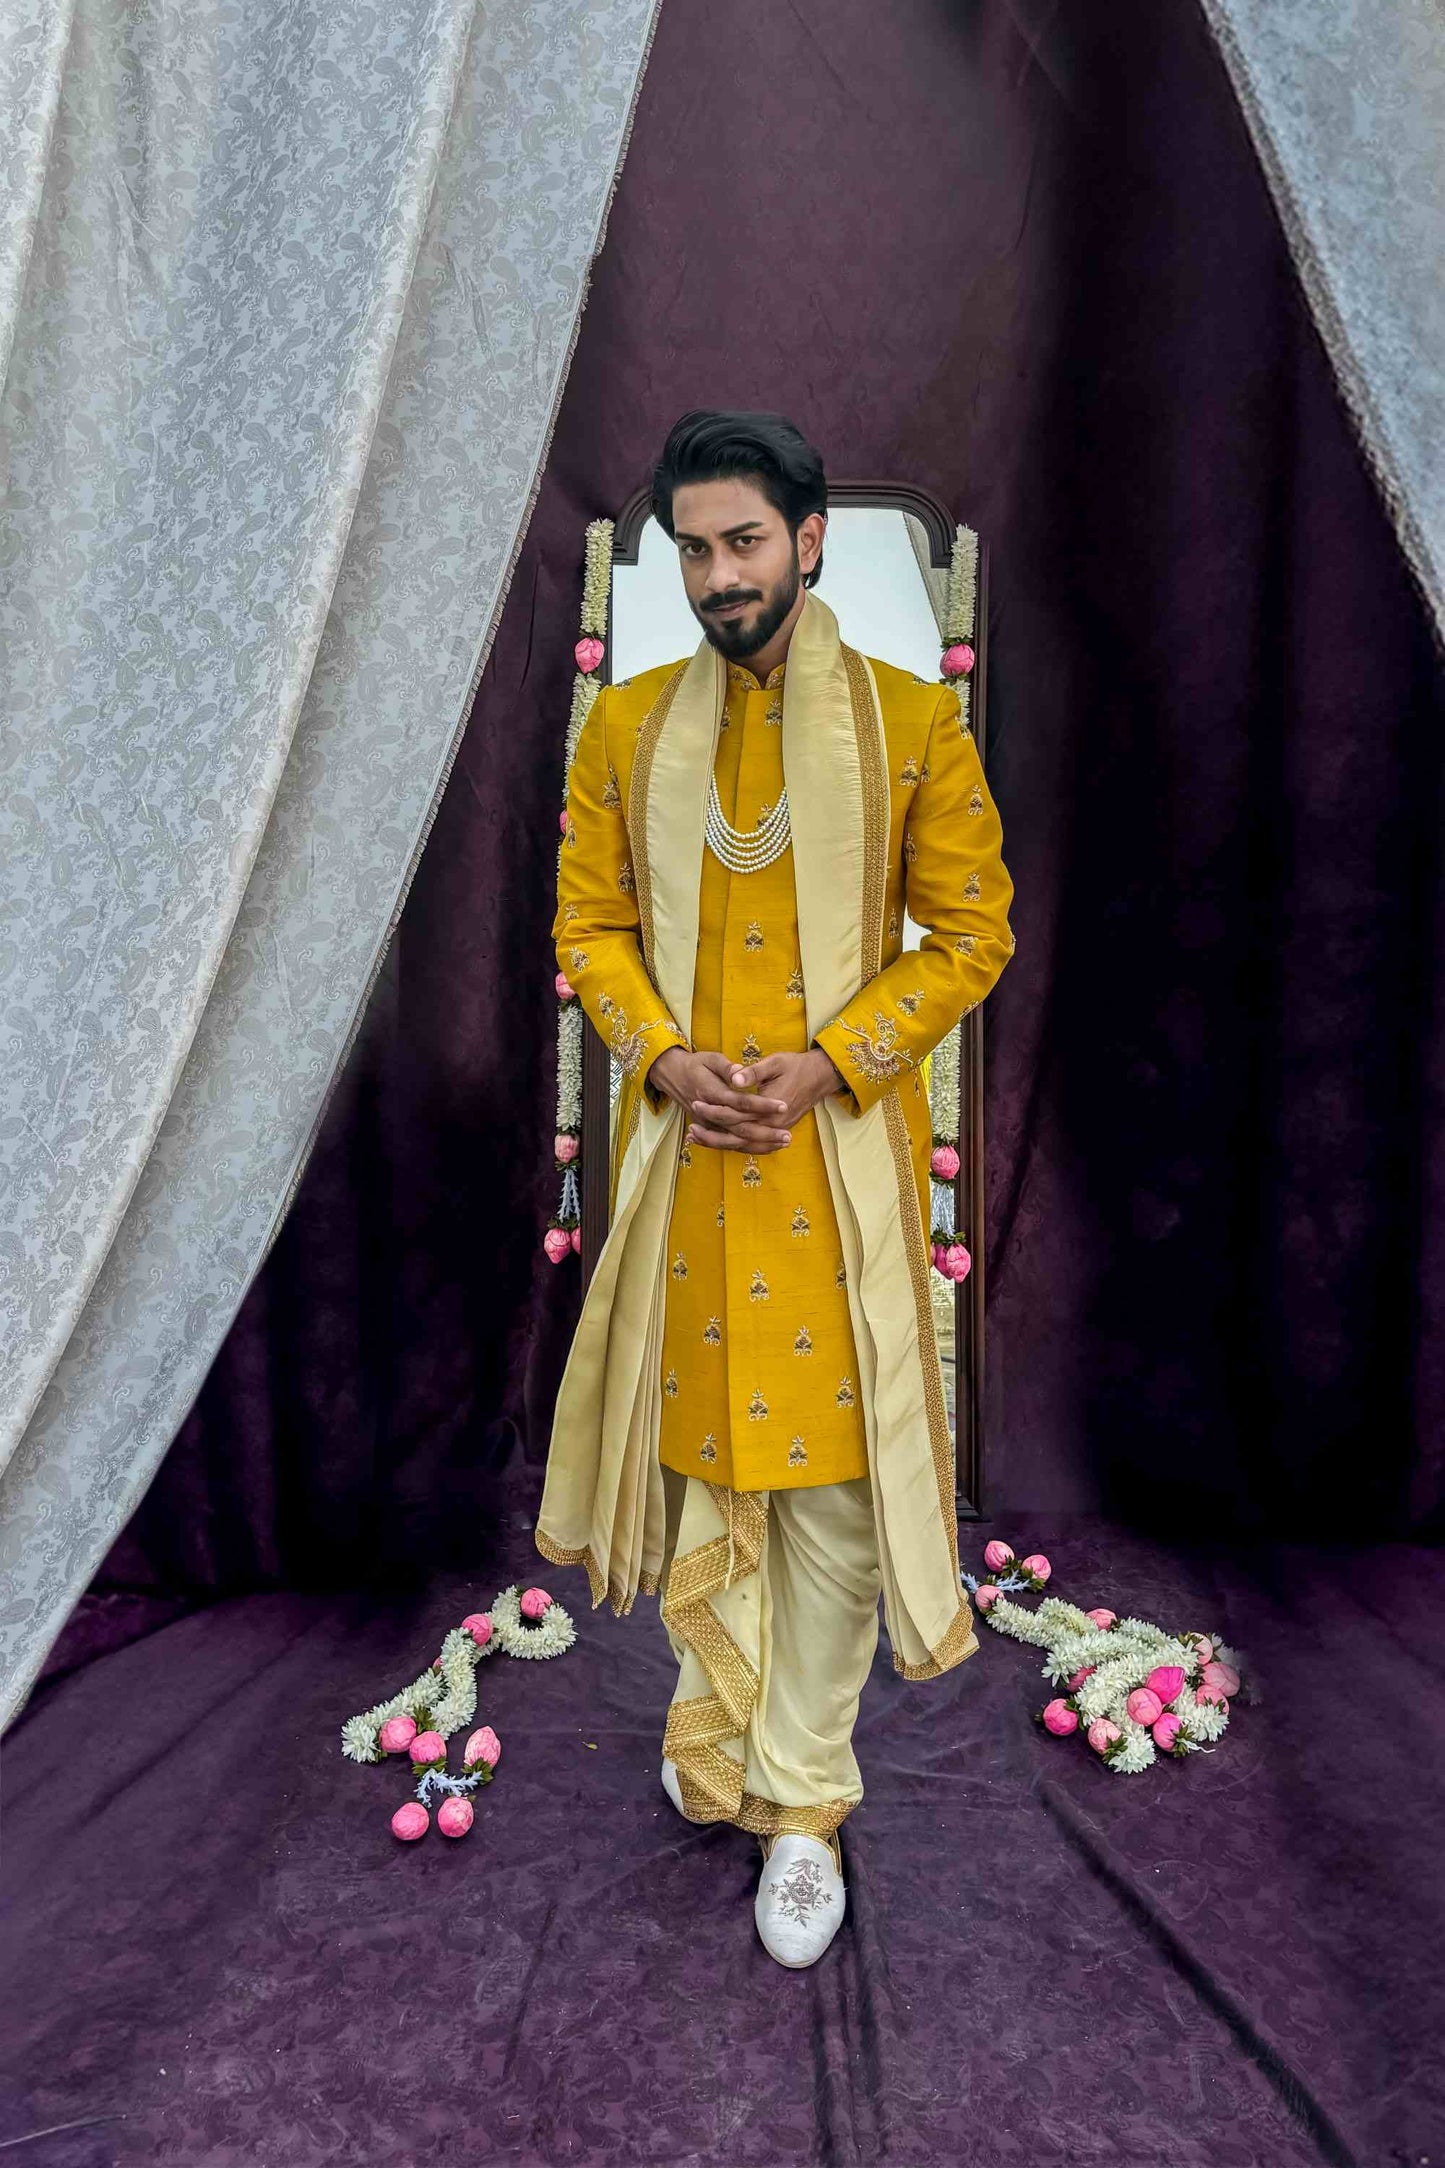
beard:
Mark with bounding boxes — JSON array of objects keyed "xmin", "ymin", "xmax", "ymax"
[{"xmin": 693, "ymin": 543, "xmax": 801, "ymax": 660}]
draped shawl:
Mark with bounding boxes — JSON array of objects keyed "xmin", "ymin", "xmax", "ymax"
[{"xmin": 534, "ymin": 589, "xmax": 978, "ymax": 1681}]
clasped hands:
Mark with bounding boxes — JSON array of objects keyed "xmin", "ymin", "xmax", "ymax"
[{"xmin": 649, "ymin": 1046, "xmax": 846, "ymax": 1154}]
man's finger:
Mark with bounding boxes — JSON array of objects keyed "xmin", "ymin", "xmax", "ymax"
[
  {"xmin": 689, "ymin": 1122, "xmax": 791, "ymax": 1152},
  {"xmin": 693, "ymin": 1095, "xmax": 789, "ymax": 1125}
]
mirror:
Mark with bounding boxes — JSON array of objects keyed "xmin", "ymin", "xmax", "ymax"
[{"xmin": 577, "ymin": 485, "xmax": 990, "ymax": 1518}]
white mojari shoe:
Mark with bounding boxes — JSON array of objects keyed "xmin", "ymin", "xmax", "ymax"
[
  {"xmin": 660, "ymin": 1756, "xmax": 685, "ymax": 1816},
  {"xmin": 754, "ymin": 1833, "xmax": 846, "ymax": 1968}
]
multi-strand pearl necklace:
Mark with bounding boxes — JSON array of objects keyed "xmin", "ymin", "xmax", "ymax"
[{"xmin": 705, "ymin": 772, "xmax": 793, "ymax": 873}]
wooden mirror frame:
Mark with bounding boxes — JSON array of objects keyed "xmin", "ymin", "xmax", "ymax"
[{"xmin": 577, "ymin": 482, "xmax": 990, "ymax": 1521}]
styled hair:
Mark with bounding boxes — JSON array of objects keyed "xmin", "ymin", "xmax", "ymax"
[{"xmin": 650, "ymin": 409, "xmax": 827, "ymax": 587}]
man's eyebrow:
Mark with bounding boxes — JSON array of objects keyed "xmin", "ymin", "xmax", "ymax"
[{"xmin": 673, "ymin": 520, "xmax": 767, "ymax": 542}]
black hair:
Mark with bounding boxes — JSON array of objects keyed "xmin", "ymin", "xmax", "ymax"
[{"xmin": 650, "ymin": 409, "xmax": 827, "ymax": 587}]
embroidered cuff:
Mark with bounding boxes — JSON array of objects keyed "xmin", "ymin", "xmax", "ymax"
[{"xmin": 813, "ymin": 1009, "xmax": 915, "ymax": 1117}]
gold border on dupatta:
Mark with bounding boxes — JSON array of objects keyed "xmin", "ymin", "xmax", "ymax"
[
  {"xmin": 628, "ymin": 660, "xmax": 689, "ymax": 980},
  {"xmin": 841, "ymin": 641, "xmax": 979, "ymax": 1685},
  {"xmin": 533, "ymin": 1527, "xmax": 660, "ymax": 1615}
]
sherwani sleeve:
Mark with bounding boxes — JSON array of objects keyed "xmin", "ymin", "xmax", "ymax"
[
  {"xmin": 813, "ymin": 684, "xmax": 1014, "ymax": 1116},
  {"xmin": 553, "ymin": 684, "xmax": 690, "ymax": 1110}
]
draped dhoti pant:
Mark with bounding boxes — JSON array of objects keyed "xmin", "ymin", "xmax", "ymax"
[{"xmin": 657, "ymin": 1464, "xmax": 882, "ymax": 1871}]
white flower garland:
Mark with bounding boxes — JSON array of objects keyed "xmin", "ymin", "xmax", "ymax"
[
  {"xmin": 487, "ymin": 1582, "xmax": 578, "ymax": 1660},
  {"xmin": 339, "ymin": 1583, "xmax": 577, "ymax": 1763},
  {"xmin": 963, "ymin": 1569, "xmax": 1257, "ymax": 1775},
  {"xmin": 546, "ymin": 518, "xmax": 616, "ymax": 1261},
  {"xmin": 942, "ymin": 521, "xmax": 979, "ymax": 738}
]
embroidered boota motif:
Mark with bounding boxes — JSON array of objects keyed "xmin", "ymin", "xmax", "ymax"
[
  {"xmin": 671, "ymin": 1253, "xmax": 688, "ymax": 1280},
  {"xmin": 750, "ymin": 1268, "xmax": 769, "ymax": 1302},
  {"xmin": 968, "ymin": 785, "xmax": 985, "ymax": 816},
  {"xmin": 745, "ymin": 921, "xmax": 764, "ymax": 951},
  {"xmin": 703, "ymin": 1316, "xmax": 722, "ymax": 1345},
  {"xmin": 663, "ymin": 1369, "xmax": 678, "ymax": 1398},
  {"xmin": 784, "ymin": 966, "xmax": 804, "ymax": 1001},
  {"xmin": 743, "ymin": 1156, "xmax": 762, "ymax": 1188},
  {"xmin": 700, "ymin": 1435, "xmax": 718, "ymax": 1463},
  {"xmin": 790, "ymin": 1205, "xmax": 810, "ymax": 1237},
  {"xmin": 964, "ymin": 871, "xmax": 981, "ymax": 901},
  {"xmin": 617, "ymin": 861, "xmax": 634, "ymax": 892},
  {"xmin": 835, "ymin": 1260, "xmax": 847, "ymax": 1287},
  {"xmin": 953, "ymin": 933, "xmax": 977, "ymax": 956},
  {"xmin": 899, "ymin": 756, "xmax": 919, "ymax": 786},
  {"xmin": 567, "ymin": 947, "xmax": 590, "ymax": 972},
  {"xmin": 748, "ymin": 1389, "xmax": 769, "ymax": 1421},
  {"xmin": 788, "ymin": 1438, "xmax": 808, "ymax": 1466},
  {"xmin": 895, "ymin": 988, "xmax": 926, "ymax": 1017},
  {"xmin": 740, "ymin": 1032, "xmax": 762, "ymax": 1063},
  {"xmin": 836, "ymin": 1375, "xmax": 856, "ymax": 1408},
  {"xmin": 793, "ymin": 1326, "xmax": 813, "ymax": 1355}
]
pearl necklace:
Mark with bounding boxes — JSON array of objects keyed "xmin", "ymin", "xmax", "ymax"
[{"xmin": 705, "ymin": 772, "xmax": 793, "ymax": 873}]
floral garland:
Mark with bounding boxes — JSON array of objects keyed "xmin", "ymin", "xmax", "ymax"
[
  {"xmin": 545, "ymin": 518, "xmax": 616, "ymax": 1265},
  {"xmin": 928, "ymin": 521, "xmax": 980, "ymax": 1284},
  {"xmin": 340, "ymin": 1584, "xmax": 577, "ymax": 1841},
  {"xmin": 964, "ymin": 1539, "xmax": 1257, "ymax": 1774}
]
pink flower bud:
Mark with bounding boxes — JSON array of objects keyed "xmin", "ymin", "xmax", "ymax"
[
  {"xmin": 543, "ymin": 1228, "xmax": 572, "ymax": 1264},
  {"xmin": 1126, "ymin": 1688, "xmax": 1163, "ymax": 1727},
  {"xmin": 941, "ymin": 641, "xmax": 975, "ymax": 677},
  {"xmin": 1201, "ymin": 1660, "xmax": 1240, "ymax": 1697},
  {"xmin": 554, "ymin": 1133, "xmax": 579, "ymax": 1164},
  {"xmin": 1085, "ymin": 1608, "xmax": 1117, "ymax": 1630},
  {"xmin": 379, "ymin": 1715, "xmax": 417, "ymax": 1754},
  {"xmin": 1146, "ymin": 1665, "xmax": 1185, "ymax": 1706},
  {"xmin": 1067, "ymin": 1666, "xmax": 1096, "ymax": 1692},
  {"xmin": 437, "ymin": 1795, "xmax": 474, "ymax": 1838},
  {"xmin": 559, "ymin": 808, "xmax": 569, "ymax": 834},
  {"xmin": 1020, "ymin": 1553, "xmax": 1051, "ymax": 1583},
  {"xmin": 410, "ymin": 1730, "xmax": 447, "ymax": 1766},
  {"xmin": 931, "ymin": 1243, "xmax": 947, "ymax": 1273},
  {"xmin": 974, "ymin": 1583, "xmax": 999, "ymax": 1611},
  {"xmin": 461, "ymin": 1613, "xmax": 492, "ymax": 1647},
  {"xmin": 570, "ymin": 1227, "xmax": 582, "ymax": 1253},
  {"xmin": 520, "ymin": 1587, "xmax": 554, "ymax": 1620},
  {"xmin": 944, "ymin": 1242, "xmax": 971, "ymax": 1281},
  {"xmin": 1191, "ymin": 1635, "xmax": 1215, "ymax": 1666},
  {"xmin": 574, "ymin": 636, "xmax": 605, "ymax": 674},
  {"xmin": 431, "ymin": 1657, "xmax": 443, "ymax": 1671},
  {"xmin": 983, "ymin": 1540, "xmax": 1015, "ymax": 1572},
  {"xmin": 555, "ymin": 972, "xmax": 575, "ymax": 1002},
  {"xmin": 1042, "ymin": 1698, "xmax": 1078, "ymax": 1736},
  {"xmin": 1194, "ymin": 1685, "xmax": 1228, "ymax": 1711},
  {"xmin": 464, "ymin": 1725, "xmax": 502, "ymax": 1770},
  {"xmin": 1087, "ymin": 1718, "xmax": 1121, "ymax": 1754},
  {"xmin": 391, "ymin": 1801, "xmax": 429, "ymax": 1841},
  {"xmin": 930, "ymin": 1143, "xmax": 960, "ymax": 1180},
  {"xmin": 1152, "ymin": 1711, "xmax": 1182, "ymax": 1752}
]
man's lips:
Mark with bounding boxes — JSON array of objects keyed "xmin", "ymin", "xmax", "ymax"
[{"xmin": 711, "ymin": 598, "xmax": 754, "ymax": 616}]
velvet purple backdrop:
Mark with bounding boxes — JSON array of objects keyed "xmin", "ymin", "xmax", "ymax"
[{"xmin": 86, "ymin": 0, "xmax": 1445, "ymax": 1619}]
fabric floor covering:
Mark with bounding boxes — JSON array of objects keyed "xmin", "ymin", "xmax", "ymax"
[{"xmin": 2, "ymin": 1513, "xmax": 1437, "ymax": 2168}]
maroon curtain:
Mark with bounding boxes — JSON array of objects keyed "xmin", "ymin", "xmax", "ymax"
[{"xmin": 95, "ymin": 0, "xmax": 1445, "ymax": 1608}]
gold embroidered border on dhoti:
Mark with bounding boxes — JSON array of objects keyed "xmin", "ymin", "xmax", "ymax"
[{"xmin": 660, "ymin": 1484, "xmax": 769, "ymax": 1819}]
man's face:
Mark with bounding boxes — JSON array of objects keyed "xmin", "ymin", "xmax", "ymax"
[{"xmin": 670, "ymin": 476, "xmax": 824, "ymax": 660}]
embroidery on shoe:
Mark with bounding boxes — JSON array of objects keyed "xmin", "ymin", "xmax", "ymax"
[
  {"xmin": 773, "ymin": 1856, "xmax": 835, "ymax": 1926},
  {"xmin": 793, "ymin": 1326, "xmax": 813, "ymax": 1356},
  {"xmin": 788, "ymin": 1437, "xmax": 808, "ymax": 1466},
  {"xmin": 895, "ymin": 988, "xmax": 925, "ymax": 1017},
  {"xmin": 790, "ymin": 1204, "xmax": 810, "ymax": 1237},
  {"xmin": 784, "ymin": 966, "xmax": 804, "ymax": 1001},
  {"xmin": 602, "ymin": 768, "xmax": 622, "ymax": 810},
  {"xmin": 700, "ymin": 1434, "xmax": 718, "ymax": 1463},
  {"xmin": 748, "ymin": 1389, "xmax": 768, "ymax": 1421},
  {"xmin": 703, "ymin": 1316, "xmax": 722, "ymax": 1345},
  {"xmin": 964, "ymin": 871, "xmax": 981, "ymax": 901},
  {"xmin": 745, "ymin": 921, "xmax": 764, "ymax": 951},
  {"xmin": 664, "ymin": 1368, "xmax": 678, "ymax": 1398},
  {"xmin": 840, "ymin": 1010, "xmax": 914, "ymax": 1083},
  {"xmin": 968, "ymin": 784, "xmax": 985, "ymax": 816},
  {"xmin": 750, "ymin": 1268, "xmax": 770, "ymax": 1302},
  {"xmin": 671, "ymin": 1253, "xmax": 688, "ymax": 1280},
  {"xmin": 741, "ymin": 1032, "xmax": 762, "ymax": 1063},
  {"xmin": 836, "ymin": 1375, "xmax": 856, "ymax": 1408},
  {"xmin": 743, "ymin": 1156, "xmax": 762, "ymax": 1188}
]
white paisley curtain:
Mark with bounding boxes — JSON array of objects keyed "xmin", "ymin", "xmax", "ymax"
[
  {"xmin": 0, "ymin": 0, "xmax": 660, "ymax": 1724},
  {"xmin": 1200, "ymin": 0, "xmax": 1445, "ymax": 655}
]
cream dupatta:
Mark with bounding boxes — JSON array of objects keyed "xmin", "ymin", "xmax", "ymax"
[{"xmin": 534, "ymin": 589, "xmax": 978, "ymax": 1682}]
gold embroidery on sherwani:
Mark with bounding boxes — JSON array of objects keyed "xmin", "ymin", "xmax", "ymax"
[
  {"xmin": 749, "ymin": 1268, "xmax": 769, "ymax": 1302},
  {"xmin": 671, "ymin": 1253, "xmax": 688, "ymax": 1279},
  {"xmin": 790, "ymin": 1204, "xmax": 810, "ymax": 1237},
  {"xmin": 664, "ymin": 1368, "xmax": 678, "ymax": 1398},
  {"xmin": 788, "ymin": 1438, "xmax": 808, "ymax": 1465},
  {"xmin": 784, "ymin": 966, "xmax": 804, "ymax": 1001},
  {"xmin": 964, "ymin": 870, "xmax": 981, "ymax": 901},
  {"xmin": 840, "ymin": 1009, "xmax": 913, "ymax": 1083},
  {"xmin": 617, "ymin": 860, "xmax": 634, "ymax": 891},
  {"xmin": 568, "ymin": 947, "xmax": 590, "ymax": 972},
  {"xmin": 953, "ymin": 933, "xmax": 977, "ymax": 955},
  {"xmin": 740, "ymin": 1032, "xmax": 761, "ymax": 1062},
  {"xmin": 715, "ymin": 1203, "xmax": 725, "ymax": 1227},
  {"xmin": 899, "ymin": 756, "xmax": 919, "ymax": 786},
  {"xmin": 700, "ymin": 1435, "xmax": 718, "ymax": 1463},
  {"xmin": 679, "ymin": 1145, "xmax": 693, "ymax": 1167},
  {"xmin": 703, "ymin": 1316, "xmax": 721, "ymax": 1345},
  {"xmin": 748, "ymin": 1389, "xmax": 768, "ymax": 1420},
  {"xmin": 602, "ymin": 769, "xmax": 621, "ymax": 810},
  {"xmin": 968, "ymin": 784, "xmax": 985, "ymax": 816},
  {"xmin": 745, "ymin": 921, "xmax": 763, "ymax": 950},
  {"xmin": 895, "ymin": 988, "xmax": 925, "ymax": 1017},
  {"xmin": 836, "ymin": 1375, "xmax": 855, "ymax": 1407},
  {"xmin": 742, "ymin": 1156, "xmax": 761, "ymax": 1188},
  {"xmin": 793, "ymin": 1326, "xmax": 813, "ymax": 1355},
  {"xmin": 628, "ymin": 660, "xmax": 688, "ymax": 979}
]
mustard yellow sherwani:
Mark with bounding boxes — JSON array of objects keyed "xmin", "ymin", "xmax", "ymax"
[{"xmin": 538, "ymin": 589, "xmax": 1013, "ymax": 1844}]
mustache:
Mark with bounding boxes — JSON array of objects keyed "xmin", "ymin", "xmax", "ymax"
[{"xmin": 705, "ymin": 592, "xmax": 760, "ymax": 611}]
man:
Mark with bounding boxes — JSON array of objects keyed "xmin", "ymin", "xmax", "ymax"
[{"xmin": 536, "ymin": 410, "xmax": 1014, "ymax": 1967}]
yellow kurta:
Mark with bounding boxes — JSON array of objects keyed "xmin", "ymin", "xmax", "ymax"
[{"xmin": 555, "ymin": 644, "xmax": 1014, "ymax": 1496}]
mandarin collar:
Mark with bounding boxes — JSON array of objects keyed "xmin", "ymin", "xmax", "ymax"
[{"xmin": 725, "ymin": 657, "xmax": 787, "ymax": 692}]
